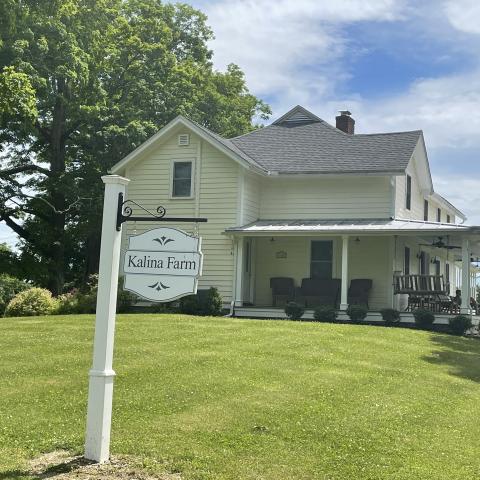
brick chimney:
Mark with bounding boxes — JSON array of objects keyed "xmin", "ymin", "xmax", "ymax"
[{"xmin": 336, "ymin": 110, "xmax": 355, "ymax": 134}]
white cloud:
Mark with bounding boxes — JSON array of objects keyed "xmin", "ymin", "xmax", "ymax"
[
  {"xmin": 202, "ymin": 0, "xmax": 404, "ymax": 95},
  {"xmin": 434, "ymin": 174, "xmax": 480, "ymax": 224},
  {"xmin": 339, "ymin": 71, "xmax": 480, "ymax": 149},
  {"xmin": 444, "ymin": 0, "xmax": 480, "ymax": 34}
]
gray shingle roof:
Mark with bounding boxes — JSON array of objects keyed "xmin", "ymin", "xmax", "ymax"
[{"xmin": 227, "ymin": 108, "xmax": 422, "ymax": 174}]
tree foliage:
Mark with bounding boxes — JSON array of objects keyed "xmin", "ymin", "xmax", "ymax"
[{"xmin": 0, "ymin": 0, "xmax": 270, "ymax": 292}]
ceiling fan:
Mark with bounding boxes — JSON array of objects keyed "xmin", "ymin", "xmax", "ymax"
[{"xmin": 419, "ymin": 236, "xmax": 461, "ymax": 250}]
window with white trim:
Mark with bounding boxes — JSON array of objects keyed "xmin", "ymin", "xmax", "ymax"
[
  {"xmin": 172, "ymin": 161, "xmax": 193, "ymax": 197},
  {"xmin": 406, "ymin": 175, "xmax": 412, "ymax": 210},
  {"xmin": 310, "ymin": 240, "xmax": 333, "ymax": 279}
]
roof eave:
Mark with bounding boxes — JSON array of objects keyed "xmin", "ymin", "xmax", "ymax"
[
  {"xmin": 431, "ymin": 192, "xmax": 467, "ymax": 221},
  {"xmin": 110, "ymin": 115, "xmax": 268, "ymax": 175},
  {"xmin": 269, "ymin": 169, "xmax": 406, "ymax": 176}
]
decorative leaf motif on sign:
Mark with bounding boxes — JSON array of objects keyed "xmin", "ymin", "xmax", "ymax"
[
  {"xmin": 148, "ymin": 281, "xmax": 170, "ymax": 291},
  {"xmin": 153, "ymin": 236, "xmax": 174, "ymax": 246}
]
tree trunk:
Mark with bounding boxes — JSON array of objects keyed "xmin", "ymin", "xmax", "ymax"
[
  {"xmin": 46, "ymin": 77, "xmax": 67, "ymax": 295},
  {"xmin": 84, "ymin": 227, "xmax": 101, "ymax": 281}
]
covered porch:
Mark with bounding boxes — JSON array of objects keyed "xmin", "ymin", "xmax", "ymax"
[{"xmin": 226, "ymin": 219, "xmax": 480, "ymax": 318}]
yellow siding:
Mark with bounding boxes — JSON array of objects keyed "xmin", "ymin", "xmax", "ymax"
[
  {"xmin": 395, "ymin": 153, "xmax": 457, "ymax": 223},
  {"xmin": 243, "ymin": 172, "xmax": 261, "ymax": 223},
  {"xmin": 259, "ymin": 176, "xmax": 392, "ymax": 219},
  {"xmin": 348, "ymin": 236, "xmax": 393, "ymax": 310},
  {"xmin": 123, "ymin": 132, "xmax": 238, "ymax": 303}
]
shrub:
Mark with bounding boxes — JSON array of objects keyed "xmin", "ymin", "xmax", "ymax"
[
  {"xmin": 117, "ymin": 277, "xmax": 137, "ymax": 313},
  {"xmin": 449, "ymin": 315, "xmax": 472, "ymax": 336},
  {"xmin": 346, "ymin": 305, "xmax": 368, "ymax": 323},
  {"xmin": 284, "ymin": 301, "xmax": 305, "ymax": 321},
  {"xmin": 0, "ymin": 274, "xmax": 29, "ymax": 316},
  {"xmin": 148, "ymin": 302, "xmax": 175, "ymax": 313},
  {"xmin": 380, "ymin": 308, "xmax": 401, "ymax": 326},
  {"xmin": 56, "ymin": 275, "xmax": 136, "ymax": 314},
  {"xmin": 413, "ymin": 309, "xmax": 435, "ymax": 329},
  {"xmin": 5, "ymin": 287, "xmax": 57, "ymax": 317},
  {"xmin": 179, "ymin": 288, "xmax": 223, "ymax": 316},
  {"xmin": 56, "ymin": 289, "xmax": 95, "ymax": 314},
  {"xmin": 56, "ymin": 290, "xmax": 81, "ymax": 314},
  {"xmin": 313, "ymin": 305, "xmax": 337, "ymax": 322}
]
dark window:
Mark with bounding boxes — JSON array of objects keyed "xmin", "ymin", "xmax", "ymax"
[
  {"xmin": 245, "ymin": 241, "xmax": 250, "ymax": 273},
  {"xmin": 434, "ymin": 259, "xmax": 441, "ymax": 276},
  {"xmin": 310, "ymin": 241, "xmax": 333, "ymax": 279},
  {"xmin": 445, "ymin": 263, "xmax": 450, "ymax": 294},
  {"xmin": 172, "ymin": 162, "xmax": 192, "ymax": 197},
  {"xmin": 447, "ymin": 214, "xmax": 451, "ymax": 223},
  {"xmin": 404, "ymin": 247, "xmax": 410, "ymax": 275},
  {"xmin": 424, "ymin": 200, "xmax": 429, "ymax": 221},
  {"xmin": 419, "ymin": 251, "xmax": 429, "ymax": 275},
  {"xmin": 406, "ymin": 175, "xmax": 412, "ymax": 210},
  {"xmin": 437, "ymin": 208, "xmax": 441, "ymax": 222}
]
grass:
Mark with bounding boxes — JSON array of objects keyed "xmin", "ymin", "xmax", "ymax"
[{"xmin": 1, "ymin": 314, "xmax": 480, "ymax": 479}]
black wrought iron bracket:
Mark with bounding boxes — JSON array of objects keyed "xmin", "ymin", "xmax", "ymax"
[{"xmin": 116, "ymin": 193, "xmax": 207, "ymax": 231}]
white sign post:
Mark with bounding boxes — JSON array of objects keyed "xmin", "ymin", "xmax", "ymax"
[
  {"xmin": 84, "ymin": 175, "xmax": 205, "ymax": 463},
  {"xmin": 85, "ymin": 175, "xmax": 129, "ymax": 462}
]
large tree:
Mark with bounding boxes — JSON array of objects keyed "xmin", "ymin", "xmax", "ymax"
[{"xmin": 0, "ymin": 0, "xmax": 270, "ymax": 293}]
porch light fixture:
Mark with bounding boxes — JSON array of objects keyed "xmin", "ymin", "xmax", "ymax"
[
  {"xmin": 270, "ymin": 237, "xmax": 275, "ymax": 243},
  {"xmin": 354, "ymin": 237, "xmax": 360, "ymax": 244}
]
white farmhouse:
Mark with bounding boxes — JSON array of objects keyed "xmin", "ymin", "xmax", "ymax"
[{"xmin": 111, "ymin": 106, "xmax": 480, "ymax": 319}]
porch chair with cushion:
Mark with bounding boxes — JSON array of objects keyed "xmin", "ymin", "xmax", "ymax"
[
  {"xmin": 270, "ymin": 277, "xmax": 295, "ymax": 307},
  {"xmin": 347, "ymin": 279, "xmax": 373, "ymax": 308},
  {"xmin": 296, "ymin": 278, "xmax": 341, "ymax": 308}
]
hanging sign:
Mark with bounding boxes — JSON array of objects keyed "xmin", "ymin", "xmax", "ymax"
[{"xmin": 123, "ymin": 227, "xmax": 203, "ymax": 301}]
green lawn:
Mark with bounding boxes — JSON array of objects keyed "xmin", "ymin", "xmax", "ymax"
[{"xmin": 1, "ymin": 314, "xmax": 480, "ymax": 480}]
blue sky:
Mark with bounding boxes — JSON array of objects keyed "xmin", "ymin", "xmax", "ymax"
[
  {"xmin": 187, "ymin": 0, "xmax": 480, "ymax": 220},
  {"xmin": 2, "ymin": 0, "xmax": 480, "ymax": 247}
]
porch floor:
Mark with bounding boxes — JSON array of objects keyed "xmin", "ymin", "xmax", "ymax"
[{"xmin": 233, "ymin": 305, "xmax": 480, "ymax": 326}]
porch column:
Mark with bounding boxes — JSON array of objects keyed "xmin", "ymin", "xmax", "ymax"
[
  {"xmin": 461, "ymin": 237, "xmax": 470, "ymax": 314},
  {"xmin": 340, "ymin": 235, "xmax": 349, "ymax": 310},
  {"xmin": 234, "ymin": 237, "xmax": 244, "ymax": 307}
]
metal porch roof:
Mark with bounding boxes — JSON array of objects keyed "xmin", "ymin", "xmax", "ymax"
[{"xmin": 225, "ymin": 218, "xmax": 478, "ymax": 235}]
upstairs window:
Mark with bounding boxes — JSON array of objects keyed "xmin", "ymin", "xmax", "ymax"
[
  {"xmin": 406, "ymin": 175, "xmax": 412, "ymax": 210},
  {"xmin": 447, "ymin": 214, "xmax": 451, "ymax": 223},
  {"xmin": 423, "ymin": 200, "xmax": 429, "ymax": 221},
  {"xmin": 437, "ymin": 208, "xmax": 441, "ymax": 222},
  {"xmin": 172, "ymin": 161, "xmax": 193, "ymax": 197}
]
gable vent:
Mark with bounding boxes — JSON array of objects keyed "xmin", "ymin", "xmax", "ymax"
[
  {"xmin": 273, "ymin": 106, "xmax": 322, "ymax": 126},
  {"xmin": 282, "ymin": 111, "xmax": 313, "ymax": 124},
  {"xmin": 178, "ymin": 134, "xmax": 190, "ymax": 146}
]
